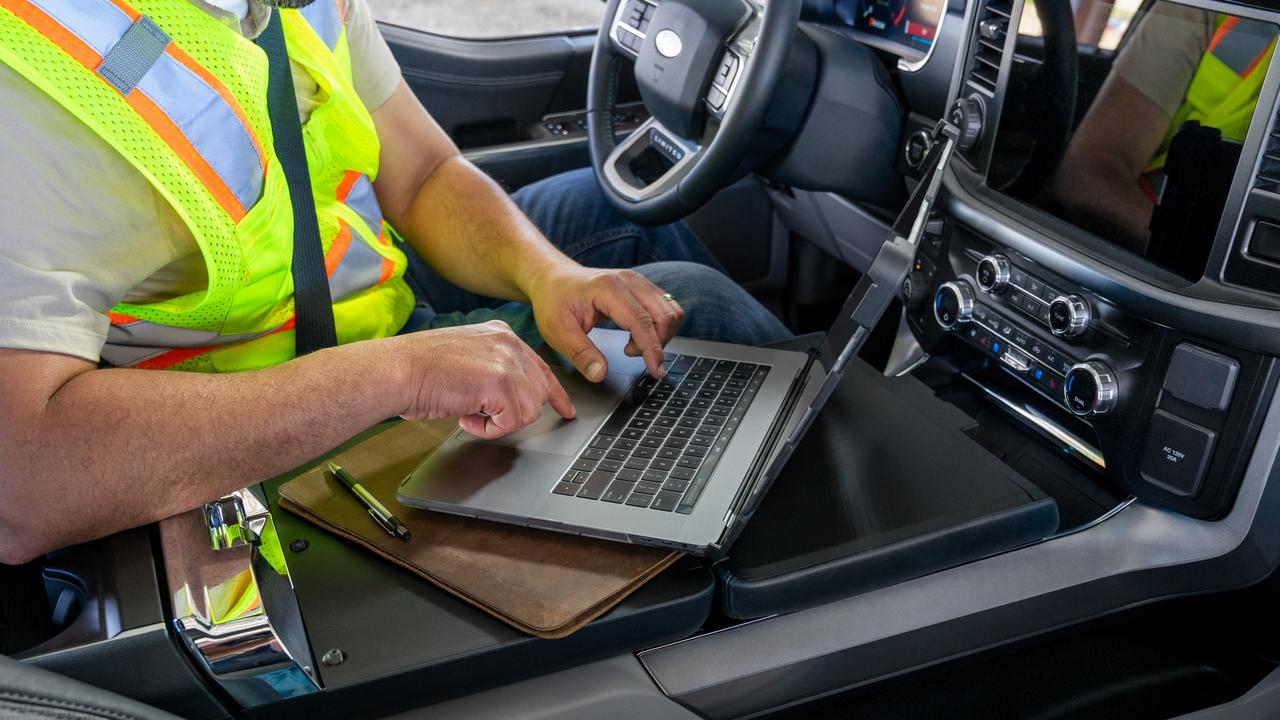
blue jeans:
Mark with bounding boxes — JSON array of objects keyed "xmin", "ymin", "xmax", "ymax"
[{"xmin": 400, "ymin": 167, "xmax": 791, "ymax": 347}]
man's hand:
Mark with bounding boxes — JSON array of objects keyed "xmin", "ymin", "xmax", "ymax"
[
  {"xmin": 527, "ymin": 266, "xmax": 685, "ymax": 382},
  {"xmin": 394, "ymin": 321, "xmax": 576, "ymax": 438}
]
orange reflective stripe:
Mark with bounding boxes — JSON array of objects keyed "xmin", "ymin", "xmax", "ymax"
[
  {"xmin": 326, "ymin": 220, "xmax": 352, "ymax": 276},
  {"xmin": 107, "ymin": 311, "xmax": 141, "ymax": 325},
  {"xmin": 1242, "ymin": 38, "xmax": 1275, "ymax": 79},
  {"xmin": 165, "ymin": 43, "xmax": 267, "ymax": 164},
  {"xmin": 336, "ymin": 169, "xmax": 360, "ymax": 201},
  {"xmin": 1208, "ymin": 17, "xmax": 1238, "ymax": 54},
  {"xmin": 3, "ymin": 0, "xmax": 248, "ymax": 220},
  {"xmin": 103, "ymin": 0, "xmax": 139, "ymax": 21},
  {"xmin": 125, "ymin": 90, "xmax": 247, "ymax": 220},
  {"xmin": 377, "ymin": 257, "xmax": 396, "ymax": 284}
]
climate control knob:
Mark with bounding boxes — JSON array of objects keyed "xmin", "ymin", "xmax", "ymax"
[
  {"xmin": 934, "ymin": 281, "xmax": 975, "ymax": 330},
  {"xmin": 1049, "ymin": 295, "xmax": 1091, "ymax": 338},
  {"xmin": 976, "ymin": 254, "xmax": 1012, "ymax": 294},
  {"xmin": 903, "ymin": 270, "xmax": 930, "ymax": 310},
  {"xmin": 1064, "ymin": 361, "xmax": 1119, "ymax": 416}
]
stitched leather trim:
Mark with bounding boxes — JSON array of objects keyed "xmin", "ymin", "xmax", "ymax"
[{"xmin": 0, "ymin": 691, "xmax": 142, "ymax": 720}]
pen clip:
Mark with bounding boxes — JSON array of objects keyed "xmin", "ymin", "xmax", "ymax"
[{"xmin": 368, "ymin": 508, "xmax": 394, "ymax": 534}]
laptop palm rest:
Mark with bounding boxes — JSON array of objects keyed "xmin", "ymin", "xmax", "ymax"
[{"xmin": 398, "ymin": 366, "xmax": 638, "ymax": 513}]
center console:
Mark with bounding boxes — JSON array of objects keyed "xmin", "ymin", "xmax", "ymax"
[{"xmin": 899, "ymin": 0, "xmax": 1280, "ymax": 520}]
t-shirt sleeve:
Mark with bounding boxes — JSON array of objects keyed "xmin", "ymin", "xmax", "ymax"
[
  {"xmin": 1111, "ymin": 3, "xmax": 1215, "ymax": 118},
  {"xmin": 345, "ymin": 0, "xmax": 403, "ymax": 112},
  {"xmin": 0, "ymin": 63, "xmax": 183, "ymax": 363}
]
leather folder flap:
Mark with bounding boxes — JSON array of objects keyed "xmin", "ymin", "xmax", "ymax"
[{"xmin": 278, "ymin": 420, "xmax": 680, "ymax": 638}]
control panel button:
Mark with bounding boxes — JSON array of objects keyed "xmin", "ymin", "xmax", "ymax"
[
  {"xmin": 976, "ymin": 254, "xmax": 1011, "ymax": 294},
  {"xmin": 1064, "ymin": 361, "xmax": 1118, "ymax": 416},
  {"xmin": 1049, "ymin": 295, "xmax": 1091, "ymax": 338},
  {"xmin": 1140, "ymin": 410, "xmax": 1217, "ymax": 497},
  {"xmin": 1163, "ymin": 344, "xmax": 1239, "ymax": 412},
  {"xmin": 934, "ymin": 281, "xmax": 975, "ymax": 330}
]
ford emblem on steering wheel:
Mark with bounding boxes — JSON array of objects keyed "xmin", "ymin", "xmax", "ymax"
[{"xmin": 655, "ymin": 29, "xmax": 682, "ymax": 58}]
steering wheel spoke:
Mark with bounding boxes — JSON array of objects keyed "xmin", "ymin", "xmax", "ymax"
[
  {"xmin": 602, "ymin": 117, "xmax": 702, "ymax": 202},
  {"xmin": 609, "ymin": 0, "xmax": 660, "ymax": 58}
]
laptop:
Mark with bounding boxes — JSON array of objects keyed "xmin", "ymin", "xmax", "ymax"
[{"xmin": 398, "ymin": 125, "xmax": 959, "ymax": 557}]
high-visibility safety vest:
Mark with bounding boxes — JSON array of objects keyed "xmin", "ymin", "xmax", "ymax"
[
  {"xmin": 1149, "ymin": 15, "xmax": 1278, "ymax": 172},
  {"xmin": 0, "ymin": 0, "xmax": 416, "ymax": 372}
]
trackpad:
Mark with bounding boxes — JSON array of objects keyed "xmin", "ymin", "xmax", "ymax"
[{"xmin": 484, "ymin": 366, "xmax": 636, "ymax": 455}]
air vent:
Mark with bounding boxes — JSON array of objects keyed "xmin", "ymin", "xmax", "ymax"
[
  {"xmin": 966, "ymin": 0, "xmax": 1012, "ymax": 96},
  {"xmin": 1254, "ymin": 108, "xmax": 1280, "ymax": 193}
]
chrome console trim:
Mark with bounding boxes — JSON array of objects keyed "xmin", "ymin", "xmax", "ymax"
[{"xmin": 160, "ymin": 486, "xmax": 318, "ymax": 707}]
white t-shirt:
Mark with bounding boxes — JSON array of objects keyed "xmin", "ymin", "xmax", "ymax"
[{"xmin": 0, "ymin": 0, "xmax": 402, "ymax": 362}]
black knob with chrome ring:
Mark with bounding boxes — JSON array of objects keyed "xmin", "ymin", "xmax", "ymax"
[
  {"xmin": 1064, "ymin": 361, "xmax": 1119, "ymax": 416},
  {"xmin": 949, "ymin": 95, "xmax": 986, "ymax": 152},
  {"xmin": 976, "ymin": 254, "xmax": 1011, "ymax": 294},
  {"xmin": 1049, "ymin": 294, "xmax": 1091, "ymax": 337},
  {"xmin": 903, "ymin": 270, "xmax": 930, "ymax": 310},
  {"xmin": 934, "ymin": 281, "xmax": 975, "ymax": 330}
]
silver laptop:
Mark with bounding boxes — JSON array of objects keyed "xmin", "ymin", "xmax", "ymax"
[{"xmin": 397, "ymin": 125, "xmax": 959, "ymax": 557}]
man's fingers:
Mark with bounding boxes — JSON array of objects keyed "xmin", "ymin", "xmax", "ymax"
[
  {"xmin": 535, "ymin": 357, "xmax": 576, "ymax": 419},
  {"xmin": 546, "ymin": 315, "xmax": 609, "ymax": 382},
  {"xmin": 628, "ymin": 278, "xmax": 685, "ymax": 345},
  {"xmin": 596, "ymin": 285, "xmax": 666, "ymax": 378}
]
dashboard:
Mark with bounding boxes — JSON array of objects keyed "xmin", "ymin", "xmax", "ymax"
[{"xmin": 805, "ymin": 0, "xmax": 946, "ymax": 61}]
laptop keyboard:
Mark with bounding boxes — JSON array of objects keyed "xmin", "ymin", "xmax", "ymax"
[{"xmin": 552, "ymin": 354, "xmax": 771, "ymax": 514}]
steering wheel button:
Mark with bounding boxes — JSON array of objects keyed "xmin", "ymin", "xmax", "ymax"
[{"xmin": 707, "ymin": 86, "xmax": 727, "ymax": 110}]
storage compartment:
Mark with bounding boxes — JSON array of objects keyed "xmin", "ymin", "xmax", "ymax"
[{"xmin": 717, "ymin": 352, "xmax": 1060, "ymax": 619}]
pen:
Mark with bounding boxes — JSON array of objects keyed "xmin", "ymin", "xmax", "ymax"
[{"xmin": 328, "ymin": 463, "xmax": 412, "ymax": 541}]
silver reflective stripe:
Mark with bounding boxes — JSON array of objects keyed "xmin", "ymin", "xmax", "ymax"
[{"xmin": 97, "ymin": 15, "xmax": 169, "ymax": 95}]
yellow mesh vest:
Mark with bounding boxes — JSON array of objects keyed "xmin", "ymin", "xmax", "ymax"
[{"xmin": 0, "ymin": 0, "xmax": 415, "ymax": 372}]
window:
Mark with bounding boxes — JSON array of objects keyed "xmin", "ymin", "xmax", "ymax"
[
  {"xmin": 1018, "ymin": 0, "xmax": 1143, "ymax": 51},
  {"xmin": 366, "ymin": 0, "xmax": 607, "ymax": 39}
]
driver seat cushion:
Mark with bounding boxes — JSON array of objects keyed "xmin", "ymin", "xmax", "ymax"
[{"xmin": 0, "ymin": 656, "xmax": 182, "ymax": 720}]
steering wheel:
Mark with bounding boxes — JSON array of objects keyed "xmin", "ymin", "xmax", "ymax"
[
  {"xmin": 1001, "ymin": 0, "xmax": 1077, "ymax": 199},
  {"xmin": 588, "ymin": 0, "xmax": 803, "ymax": 226}
]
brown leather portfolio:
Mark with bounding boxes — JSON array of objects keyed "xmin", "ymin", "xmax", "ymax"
[{"xmin": 278, "ymin": 420, "xmax": 681, "ymax": 639}]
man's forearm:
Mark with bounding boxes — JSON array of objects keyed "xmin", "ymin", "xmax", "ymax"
[
  {"xmin": 0, "ymin": 340, "xmax": 405, "ymax": 563},
  {"xmin": 394, "ymin": 154, "xmax": 576, "ymax": 304}
]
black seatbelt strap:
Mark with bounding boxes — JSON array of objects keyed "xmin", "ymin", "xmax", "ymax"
[{"xmin": 256, "ymin": 10, "xmax": 337, "ymax": 356}]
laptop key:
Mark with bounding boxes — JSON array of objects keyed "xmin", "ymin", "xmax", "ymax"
[
  {"xmin": 624, "ymin": 457, "xmax": 649, "ymax": 471},
  {"xmin": 622, "ymin": 428, "xmax": 645, "ymax": 440},
  {"xmin": 628, "ymin": 418, "xmax": 651, "ymax": 430},
  {"xmin": 676, "ymin": 456, "xmax": 702, "ymax": 469},
  {"xmin": 571, "ymin": 458, "xmax": 598, "ymax": 472},
  {"xmin": 598, "ymin": 459, "xmax": 623, "ymax": 473},
  {"xmin": 661, "ymin": 407, "xmax": 683, "ymax": 418},
  {"xmin": 689, "ymin": 435, "xmax": 712, "ymax": 447},
  {"xmin": 671, "ymin": 427, "xmax": 694, "ymax": 439},
  {"xmin": 635, "ymin": 409, "xmax": 658, "ymax": 420},
  {"xmin": 581, "ymin": 448, "xmax": 607, "ymax": 461},
  {"xmin": 640, "ymin": 436, "xmax": 663, "ymax": 449},
  {"xmin": 662, "ymin": 478, "xmax": 690, "ymax": 493},
  {"xmin": 569, "ymin": 471, "xmax": 589, "ymax": 483},
  {"xmin": 590, "ymin": 435, "xmax": 614, "ymax": 450},
  {"xmin": 668, "ymin": 466, "xmax": 696, "ymax": 481},
  {"xmin": 635, "ymin": 480, "xmax": 661, "ymax": 495},
  {"xmin": 650, "ymin": 490, "xmax": 681, "ymax": 512},
  {"xmin": 646, "ymin": 426, "xmax": 671, "ymax": 438},
  {"xmin": 642, "ymin": 469, "xmax": 668, "ymax": 483},
  {"xmin": 684, "ymin": 445, "xmax": 708, "ymax": 458},
  {"xmin": 669, "ymin": 355, "xmax": 695, "ymax": 374},
  {"xmin": 577, "ymin": 470, "xmax": 615, "ymax": 500},
  {"xmin": 625, "ymin": 492, "xmax": 654, "ymax": 508},
  {"xmin": 695, "ymin": 425, "xmax": 719, "ymax": 437},
  {"xmin": 677, "ymin": 417, "xmax": 700, "ymax": 429},
  {"xmin": 657, "ymin": 447, "xmax": 680, "ymax": 460},
  {"xmin": 650, "ymin": 458, "xmax": 675, "ymax": 472},
  {"xmin": 553, "ymin": 482, "xmax": 579, "ymax": 496},
  {"xmin": 617, "ymin": 468, "xmax": 643, "ymax": 482},
  {"xmin": 613, "ymin": 438, "xmax": 638, "ymax": 450},
  {"xmin": 708, "ymin": 406, "xmax": 731, "ymax": 417},
  {"xmin": 702, "ymin": 415, "xmax": 725, "ymax": 427},
  {"xmin": 664, "ymin": 437, "xmax": 688, "ymax": 449},
  {"xmin": 602, "ymin": 481, "xmax": 633, "ymax": 504},
  {"xmin": 654, "ymin": 416, "xmax": 676, "ymax": 428},
  {"xmin": 606, "ymin": 448, "xmax": 630, "ymax": 461},
  {"xmin": 633, "ymin": 447, "xmax": 656, "ymax": 459}
]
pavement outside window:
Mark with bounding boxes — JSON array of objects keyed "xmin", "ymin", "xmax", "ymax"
[{"xmin": 367, "ymin": 0, "xmax": 606, "ymax": 39}]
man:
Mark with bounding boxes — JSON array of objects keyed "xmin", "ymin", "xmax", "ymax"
[
  {"xmin": 1051, "ymin": 2, "xmax": 1276, "ymax": 252},
  {"xmin": 0, "ymin": 0, "xmax": 789, "ymax": 564}
]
